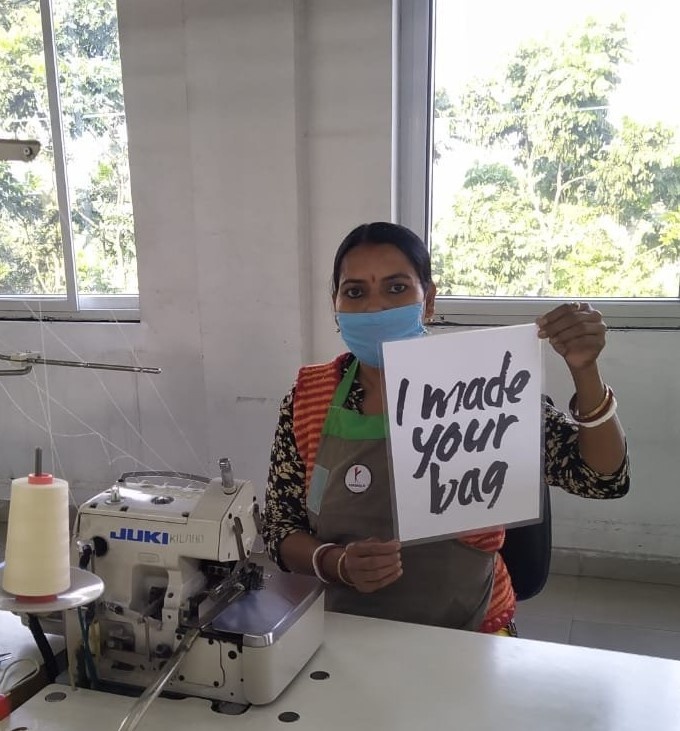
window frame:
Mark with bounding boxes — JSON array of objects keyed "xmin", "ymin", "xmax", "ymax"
[
  {"xmin": 0, "ymin": 0, "xmax": 139, "ymax": 322},
  {"xmin": 395, "ymin": 0, "xmax": 680, "ymax": 329}
]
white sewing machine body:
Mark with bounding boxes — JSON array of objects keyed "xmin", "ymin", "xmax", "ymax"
[{"xmin": 69, "ymin": 472, "xmax": 324, "ymax": 707}]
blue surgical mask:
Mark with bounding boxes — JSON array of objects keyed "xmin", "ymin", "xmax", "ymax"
[{"xmin": 336, "ymin": 303, "xmax": 427, "ymax": 368}]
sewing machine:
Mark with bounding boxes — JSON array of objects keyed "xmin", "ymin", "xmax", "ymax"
[{"xmin": 67, "ymin": 462, "xmax": 324, "ymax": 709}]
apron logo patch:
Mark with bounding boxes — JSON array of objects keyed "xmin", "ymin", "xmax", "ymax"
[{"xmin": 345, "ymin": 464, "xmax": 372, "ymax": 494}]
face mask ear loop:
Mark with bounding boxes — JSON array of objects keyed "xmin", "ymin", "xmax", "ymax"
[{"xmin": 420, "ymin": 302, "xmax": 429, "ymax": 335}]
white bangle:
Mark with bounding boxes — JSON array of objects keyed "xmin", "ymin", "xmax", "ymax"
[
  {"xmin": 312, "ymin": 543, "xmax": 337, "ymax": 583},
  {"xmin": 577, "ymin": 396, "xmax": 618, "ymax": 428}
]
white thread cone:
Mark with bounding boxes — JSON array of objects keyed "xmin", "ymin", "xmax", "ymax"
[{"xmin": 2, "ymin": 476, "xmax": 71, "ymax": 597}]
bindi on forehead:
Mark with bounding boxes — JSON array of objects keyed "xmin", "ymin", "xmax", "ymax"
[{"xmin": 339, "ymin": 243, "xmax": 418, "ymax": 283}]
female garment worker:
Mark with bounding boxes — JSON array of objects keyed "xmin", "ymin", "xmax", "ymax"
[{"xmin": 263, "ymin": 222, "xmax": 630, "ymax": 635}]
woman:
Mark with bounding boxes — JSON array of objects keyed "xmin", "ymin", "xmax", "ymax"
[{"xmin": 263, "ymin": 222, "xmax": 629, "ymax": 635}]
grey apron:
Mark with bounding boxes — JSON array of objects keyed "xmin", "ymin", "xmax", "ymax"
[{"xmin": 307, "ymin": 358, "xmax": 494, "ymax": 631}]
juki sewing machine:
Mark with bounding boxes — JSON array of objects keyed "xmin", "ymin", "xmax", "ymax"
[{"xmin": 67, "ymin": 460, "xmax": 324, "ymax": 709}]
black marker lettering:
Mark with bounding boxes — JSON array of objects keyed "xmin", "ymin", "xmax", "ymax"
[
  {"xmin": 412, "ymin": 424, "xmax": 444, "ymax": 479},
  {"xmin": 434, "ymin": 421, "xmax": 463, "ymax": 463},
  {"xmin": 421, "ymin": 381, "xmax": 465, "ymax": 419},
  {"xmin": 418, "ymin": 350, "xmax": 531, "ymax": 418},
  {"xmin": 429, "ymin": 463, "xmax": 458, "ymax": 515},
  {"xmin": 458, "ymin": 468, "xmax": 482, "ymax": 506},
  {"xmin": 430, "ymin": 464, "xmax": 498, "ymax": 513},
  {"xmin": 462, "ymin": 377, "xmax": 485, "ymax": 411},
  {"xmin": 492, "ymin": 413, "xmax": 519, "ymax": 449},
  {"xmin": 506, "ymin": 370, "xmax": 531, "ymax": 403},
  {"xmin": 481, "ymin": 461, "xmax": 508, "ymax": 508},
  {"xmin": 483, "ymin": 350, "xmax": 512, "ymax": 407},
  {"xmin": 396, "ymin": 378, "xmax": 410, "ymax": 427},
  {"xmin": 463, "ymin": 418, "xmax": 496, "ymax": 453}
]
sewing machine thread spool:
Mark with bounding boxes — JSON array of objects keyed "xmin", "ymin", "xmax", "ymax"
[{"xmin": 2, "ymin": 448, "xmax": 71, "ymax": 601}]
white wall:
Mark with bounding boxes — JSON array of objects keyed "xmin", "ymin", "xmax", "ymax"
[
  {"xmin": 0, "ymin": 0, "xmax": 388, "ymax": 500},
  {"xmin": 544, "ymin": 331, "xmax": 680, "ymax": 560},
  {"xmin": 0, "ymin": 0, "xmax": 677, "ymax": 563}
]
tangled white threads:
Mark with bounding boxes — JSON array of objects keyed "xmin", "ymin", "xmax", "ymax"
[{"xmin": 0, "ymin": 657, "xmax": 41, "ymax": 694}]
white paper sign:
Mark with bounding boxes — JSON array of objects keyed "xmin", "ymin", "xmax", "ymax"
[{"xmin": 382, "ymin": 324, "xmax": 543, "ymax": 544}]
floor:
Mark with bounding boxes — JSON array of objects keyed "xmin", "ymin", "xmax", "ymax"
[{"xmin": 515, "ymin": 573, "xmax": 680, "ymax": 660}]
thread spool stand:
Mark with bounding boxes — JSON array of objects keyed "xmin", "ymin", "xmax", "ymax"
[
  {"xmin": 0, "ymin": 565, "xmax": 104, "ymax": 614},
  {"xmin": 0, "ymin": 565, "xmax": 104, "ymax": 682},
  {"xmin": 0, "ymin": 449, "xmax": 104, "ymax": 681}
]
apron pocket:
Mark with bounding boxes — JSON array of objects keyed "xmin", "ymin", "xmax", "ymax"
[{"xmin": 307, "ymin": 465, "xmax": 330, "ymax": 516}]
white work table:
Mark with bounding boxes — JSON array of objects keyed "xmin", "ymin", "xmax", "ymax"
[
  {"xmin": 9, "ymin": 611, "xmax": 680, "ymax": 731},
  {"xmin": 0, "ymin": 611, "xmax": 65, "ymax": 709},
  {"xmin": 0, "ymin": 611, "xmax": 64, "ymax": 665}
]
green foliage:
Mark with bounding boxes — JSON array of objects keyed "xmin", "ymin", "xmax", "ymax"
[
  {"xmin": 0, "ymin": 4, "xmax": 48, "ymax": 134},
  {"xmin": 433, "ymin": 164, "xmax": 544, "ymax": 296},
  {"xmin": 435, "ymin": 17, "xmax": 680, "ymax": 298},
  {"xmin": 434, "ymin": 88, "xmax": 453, "ymax": 118},
  {"xmin": 0, "ymin": 0, "xmax": 137, "ymax": 297},
  {"xmin": 73, "ymin": 147, "xmax": 136, "ymax": 294}
]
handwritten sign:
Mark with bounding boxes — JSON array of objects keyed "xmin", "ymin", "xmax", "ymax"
[{"xmin": 382, "ymin": 324, "xmax": 543, "ymax": 544}]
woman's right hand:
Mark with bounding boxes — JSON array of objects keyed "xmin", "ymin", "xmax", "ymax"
[{"xmin": 342, "ymin": 538, "xmax": 403, "ymax": 593}]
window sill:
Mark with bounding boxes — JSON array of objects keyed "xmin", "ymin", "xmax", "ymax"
[
  {"xmin": 0, "ymin": 309, "xmax": 140, "ymax": 323},
  {"xmin": 0, "ymin": 295, "xmax": 140, "ymax": 322},
  {"xmin": 434, "ymin": 297, "xmax": 680, "ymax": 330}
]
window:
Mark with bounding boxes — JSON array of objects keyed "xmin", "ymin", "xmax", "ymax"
[
  {"xmin": 397, "ymin": 0, "xmax": 680, "ymax": 326},
  {"xmin": 0, "ymin": 0, "xmax": 137, "ymax": 319}
]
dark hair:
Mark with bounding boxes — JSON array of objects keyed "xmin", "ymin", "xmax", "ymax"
[{"xmin": 331, "ymin": 222, "xmax": 432, "ymax": 297}]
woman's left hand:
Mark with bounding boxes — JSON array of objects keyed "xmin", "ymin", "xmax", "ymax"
[{"xmin": 536, "ymin": 302, "xmax": 606, "ymax": 372}]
